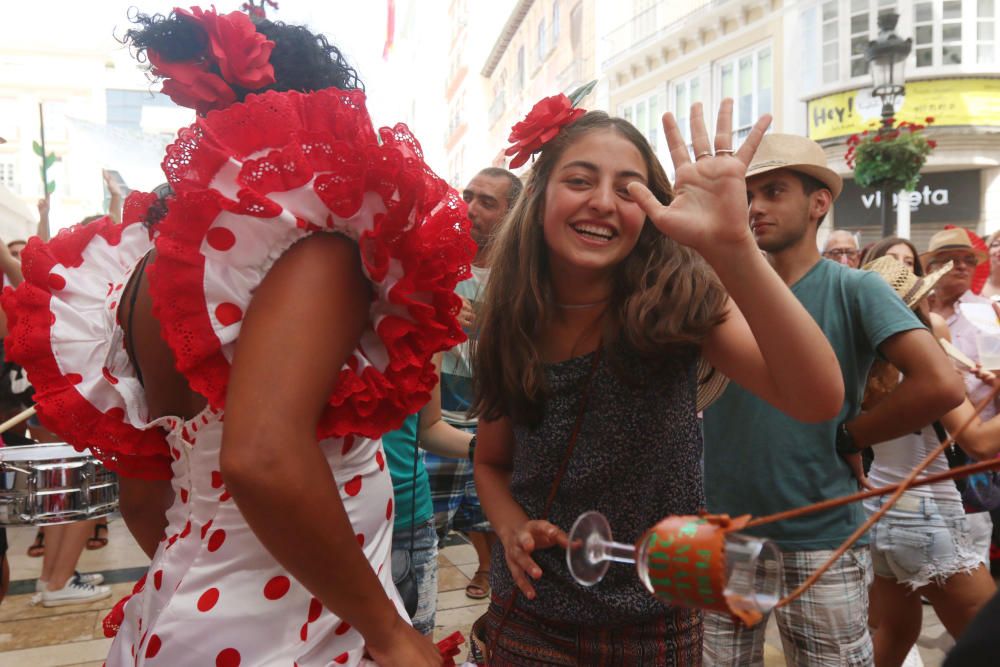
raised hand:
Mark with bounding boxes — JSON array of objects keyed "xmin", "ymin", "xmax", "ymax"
[
  {"xmin": 102, "ymin": 169, "xmax": 124, "ymax": 198},
  {"xmin": 457, "ymin": 296, "xmax": 474, "ymax": 330},
  {"xmin": 627, "ymin": 99, "xmax": 771, "ymax": 262}
]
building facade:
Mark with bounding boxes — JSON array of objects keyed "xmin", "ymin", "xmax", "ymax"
[
  {"xmin": 798, "ymin": 0, "xmax": 1000, "ymax": 245},
  {"xmin": 602, "ymin": 0, "xmax": 781, "ymax": 178},
  {"xmin": 481, "ymin": 0, "xmax": 599, "ymax": 171},
  {"xmin": 601, "ymin": 0, "xmax": 1000, "ymax": 247},
  {"xmin": 440, "ymin": 0, "xmax": 519, "ymax": 187}
]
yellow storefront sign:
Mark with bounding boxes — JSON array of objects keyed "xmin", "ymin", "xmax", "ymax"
[{"xmin": 807, "ymin": 78, "xmax": 1000, "ymax": 141}]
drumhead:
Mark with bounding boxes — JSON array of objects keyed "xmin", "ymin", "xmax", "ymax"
[{"xmin": 0, "ymin": 443, "xmax": 93, "ymax": 462}]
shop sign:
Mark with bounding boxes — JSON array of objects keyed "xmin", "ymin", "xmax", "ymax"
[
  {"xmin": 807, "ymin": 78, "xmax": 1000, "ymax": 141},
  {"xmin": 835, "ymin": 170, "xmax": 981, "ymax": 227}
]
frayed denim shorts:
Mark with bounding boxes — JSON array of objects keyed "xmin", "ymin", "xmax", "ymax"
[{"xmin": 865, "ymin": 492, "xmax": 991, "ymax": 590}]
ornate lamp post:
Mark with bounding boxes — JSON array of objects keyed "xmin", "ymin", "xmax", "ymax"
[{"xmin": 865, "ymin": 12, "xmax": 912, "ymax": 237}]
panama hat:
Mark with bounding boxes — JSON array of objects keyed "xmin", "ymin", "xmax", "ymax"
[
  {"xmin": 863, "ymin": 256, "xmax": 954, "ymax": 309},
  {"xmin": 920, "ymin": 228, "xmax": 988, "ymax": 265},
  {"xmin": 745, "ymin": 134, "xmax": 843, "ymax": 200}
]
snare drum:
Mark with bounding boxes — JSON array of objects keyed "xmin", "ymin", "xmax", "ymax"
[{"xmin": 0, "ymin": 444, "xmax": 119, "ymax": 526}]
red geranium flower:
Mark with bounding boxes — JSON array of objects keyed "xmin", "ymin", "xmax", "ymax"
[
  {"xmin": 926, "ymin": 116, "xmax": 935, "ymax": 123},
  {"xmin": 148, "ymin": 51, "xmax": 237, "ymax": 115},
  {"xmin": 176, "ymin": 6, "xmax": 276, "ymax": 91},
  {"xmin": 505, "ymin": 94, "xmax": 585, "ymax": 169}
]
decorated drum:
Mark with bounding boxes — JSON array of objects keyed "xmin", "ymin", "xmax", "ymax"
[{"xmin": 635, "ymin": 514, "xmax": 782, "ymax": 627}]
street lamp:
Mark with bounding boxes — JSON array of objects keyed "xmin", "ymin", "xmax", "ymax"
[{"xmin": 865, "ymin": 11, "xmax": 912, "ymax": 237}]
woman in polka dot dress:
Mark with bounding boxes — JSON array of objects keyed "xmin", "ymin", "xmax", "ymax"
[{"xmin": 2, "ymin": 8, "xmax": 472, "ymax": 667}]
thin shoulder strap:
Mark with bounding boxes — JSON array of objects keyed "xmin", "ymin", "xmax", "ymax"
[{"xmin": 122, "ymin": 252, "xmax": 154, "ymax": 388}]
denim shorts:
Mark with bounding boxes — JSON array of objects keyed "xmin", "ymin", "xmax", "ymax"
[
  {"xmin": 391, "ymin": 519, "xmax": 438, "ymax": 635},
  {"xmin": 866, "ymin": 492, "xmax": 991, "ymax": 589}
]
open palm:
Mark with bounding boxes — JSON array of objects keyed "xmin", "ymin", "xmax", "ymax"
[{"xmin": 628, "ymin": 99, "xmax": 771, "ymax": 259}]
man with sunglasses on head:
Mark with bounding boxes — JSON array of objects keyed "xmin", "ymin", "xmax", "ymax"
[{"xmin": 822, "ymin": 229, "xmax": 862, "ymax": 267}]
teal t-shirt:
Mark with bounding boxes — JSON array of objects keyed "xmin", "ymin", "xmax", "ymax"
[
  {"xmin": 703, "ymin": 259, "xmax": 922, "ymax": 550},
  {"xmin": 383, "ymin": 414, "xmax": 433, "ymax": 531}
]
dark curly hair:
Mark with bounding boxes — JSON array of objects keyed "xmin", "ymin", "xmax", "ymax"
[{"xmin": 122, "ymin": 8, "xmax": 364, "ymax": 103}]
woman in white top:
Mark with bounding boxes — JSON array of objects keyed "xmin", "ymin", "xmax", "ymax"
[{"xmin": 863, "ymin": 255, "xmax": 999, "ymax": 667}]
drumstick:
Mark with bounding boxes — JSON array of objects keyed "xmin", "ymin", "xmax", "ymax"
[
  {"xmin": 0, "ymin": 405, "xmax": 36, "ymax": 435},
  {"xmin": 940, "ymin": 338, "xmax": 977, "ymax": 370}
]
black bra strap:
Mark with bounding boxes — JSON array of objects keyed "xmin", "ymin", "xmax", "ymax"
[{"xmin": 123, "ymin": 252, "xmax": 153, "ymax": 388}]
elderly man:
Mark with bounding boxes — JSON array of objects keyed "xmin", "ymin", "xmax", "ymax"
[
  {"xmin": 923, "ymin": 226, "xmax": 999, "ymax": 560},
  {"xmin": 822, "ymin": 229, "xmax": 862, "ymax": 267}
]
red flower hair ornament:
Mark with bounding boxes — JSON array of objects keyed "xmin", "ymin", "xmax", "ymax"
[
  {"xmin": 147, "ymin": 6, "xmax": 276, "ymax": 114},
  {"xmin": 504, "ymin": 81, "xmax": 597, "ymax": 169}
]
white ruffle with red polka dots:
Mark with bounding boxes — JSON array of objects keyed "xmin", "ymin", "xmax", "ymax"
[
  {"xmin": 3, "ymin": 213, "xmax": 404, "ymax": 665},
  {"xmin": 107, "ymin": 415, "xmax": 403, "ymax": 666}
]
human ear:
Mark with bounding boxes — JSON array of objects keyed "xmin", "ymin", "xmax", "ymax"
[{"xmin": 812, "ymin": 189, "xmax": 833, "ymax": 219}]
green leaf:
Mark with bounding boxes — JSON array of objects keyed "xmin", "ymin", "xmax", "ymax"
[
  {"xmin": 568, "ymin": 80, "xmax": 597, "ymax": 107},
  {"xmin": 32, "ymin": 140, "xmax": 43, "ymax": 156},
  {"xmin": 45, "ymin": 181, "xmax": 56, "ymax": 195},
  {"xmin": 43, "ymin": 154, "xmax": 56, "ymax": 169}
]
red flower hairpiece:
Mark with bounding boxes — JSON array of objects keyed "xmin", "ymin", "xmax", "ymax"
[
  {"xmin": 505, "ymin": 93, "xmax": 585, "ymax": 169},
  {"xmin": 148, "ymin": 6, "xmax": 276, "ymax": 114},
  {"xmin": 148, "ymin": 51, "xmax": 236, "ymax": 116}
]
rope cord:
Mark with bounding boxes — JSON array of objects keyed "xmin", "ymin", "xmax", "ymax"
[{"xmin": 764, "ymin": 381, "xmax": 1000, "ymax": 609}]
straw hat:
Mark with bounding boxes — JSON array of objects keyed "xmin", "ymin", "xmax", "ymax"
[
  {"xmin": 863, "ymin": 256, "xmax": 954, "ymax": 309},
  {"xmin": 745, "ymin": 134, "xmax": 843, "ymax": 200},
  {"xmin": 920, "ymin": 228, "xmax": 988, "ymax": 265}
]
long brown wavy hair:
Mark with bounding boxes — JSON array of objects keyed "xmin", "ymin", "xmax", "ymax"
[{"xmin": 471, "ymin": 112, "xmax": 729, "ymax": 425}]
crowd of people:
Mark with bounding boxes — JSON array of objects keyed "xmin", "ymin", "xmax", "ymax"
[{"xmin": 1, "ymin": 6, "xmax": 1000, "ymax": 667}]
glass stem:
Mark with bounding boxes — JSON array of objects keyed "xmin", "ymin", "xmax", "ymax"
[{"xmin": 601, "ymin": 539, "xmax": 637, "ymax": 565}]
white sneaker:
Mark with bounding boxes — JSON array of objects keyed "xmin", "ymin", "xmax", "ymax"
[
  {"xmin": 902, "ymin": 645, "xmax": 925, "ymax": 667},
  {"xmin": 40, "ymin": 580, "xmax": 111, "ymax": 607},
  {"xmin": 36, "ymin": 571, "xmax": 105, "ymax": 593}
]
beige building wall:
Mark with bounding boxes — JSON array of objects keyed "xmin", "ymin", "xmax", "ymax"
[
  {"xmin": 481, "ymin": 0, "xmax": 599, "ymax": 172},
  {"xmin": 441, "ymin": 0, "xmax": 520, "ymax": 187},
  {"xmin": 603, "ymin": 1, "xmax": 784, "ymax": 173}
]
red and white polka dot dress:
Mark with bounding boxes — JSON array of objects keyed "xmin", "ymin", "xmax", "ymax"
[{"xmin": 2, "ymin": 89, "xmax": 473, "ymax": 666}]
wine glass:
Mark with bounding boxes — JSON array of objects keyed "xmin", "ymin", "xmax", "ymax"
[{"xmin": 566, "ymin": 510, "xmax": 782, "ymax": 625}]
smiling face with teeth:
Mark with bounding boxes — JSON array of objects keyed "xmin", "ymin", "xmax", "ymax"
[{"xmin": 541, "ymin": 128, "xmax": 649, "ymax": 286}]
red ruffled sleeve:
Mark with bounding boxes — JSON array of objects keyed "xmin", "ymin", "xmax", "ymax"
[
  {"xmin": 2, "ymin": 197, "xmax": 173, "ymax": 479},
  {"xmin": 148, "ymin": 88, "xmax": 474, "ymax": 440}
]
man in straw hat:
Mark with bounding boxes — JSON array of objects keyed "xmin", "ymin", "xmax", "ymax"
[
  {"xmin": 923, "ymin": 228, "xmax": 999, "ymax": 419},
  {"xmin": 701, "ymin": 133, "xmax": 965, "ymax": 666},
  {"xmin": 923, "ymin": 227, "xmax": 1000, "ymax": 600}
]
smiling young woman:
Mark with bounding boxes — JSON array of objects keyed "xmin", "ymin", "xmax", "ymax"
[{"xmin": 467, "ymin": 99, "xmax": 844, "ymax": 664}]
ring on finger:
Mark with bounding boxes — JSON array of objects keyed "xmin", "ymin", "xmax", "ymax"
[
  {"xmin": 715, "ymin": 149, "xmax": 735, "ymax": 156},
  {"xmin": 695, "ymin": 151, "xmax": 713, "ymax": 160}
]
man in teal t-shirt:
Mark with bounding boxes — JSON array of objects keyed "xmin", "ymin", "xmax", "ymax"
[{"xmin": 702, "ymin": 134, "xmax": 963, "ymax": 666}]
